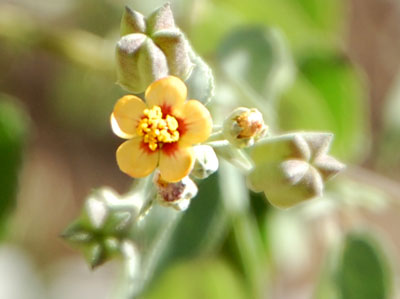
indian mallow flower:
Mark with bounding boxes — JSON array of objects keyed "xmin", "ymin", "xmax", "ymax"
[{"xmin": 111, "ymin": 76, "xmax": 212, "ymax": 182}]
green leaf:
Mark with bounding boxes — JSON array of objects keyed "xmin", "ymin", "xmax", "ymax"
[
  {"xmin": 0, "ymin": 95, "xmax": 28, "ymax": 233},
  {"xmin": 278, "ymin": 54, "xmax": 369, "ymax": 161},
  {"xmin": 144, "ymin": 258, "xmax": 247, "ymax": 299},
  {"xmin": 337, "ymin": 233, "xmax": 392, "ymax": 299}
]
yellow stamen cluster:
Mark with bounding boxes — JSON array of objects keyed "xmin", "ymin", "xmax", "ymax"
[
  {"xmin": 136, "ymin": 105, "xmax": 180, "ymax": 151},
  {"xmin": 236, "ymin": 109, "xmax": 265, "ymax": 139}
]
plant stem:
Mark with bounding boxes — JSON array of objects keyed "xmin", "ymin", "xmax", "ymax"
[
  {"xmin": 219, "ymin": 161, "xmax": 269, "ymax": 298},
  {"xmin": 206, "ymin": 140, "xmax": 230, "ymax": 147}
]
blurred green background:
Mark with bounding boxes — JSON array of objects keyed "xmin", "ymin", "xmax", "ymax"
[{"xmin": 1, "ymin": 0, "xmax": 400, "ymax": 298}]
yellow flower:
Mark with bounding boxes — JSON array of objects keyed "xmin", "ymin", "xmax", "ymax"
[{"xmin": 111, "ymin": 76, "xmax": 212, "ymax": 182}]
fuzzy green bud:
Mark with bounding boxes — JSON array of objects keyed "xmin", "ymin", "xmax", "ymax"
[
  {"xmin": 62, "ymin": 187, "xmax": 141, "ymax": 268},
  {"xmin": 247, "ymin": 132, "xmax": 345, "ymax": 208},
  {"xmin": 223, "ymin": 107, "xmax": 267, "ymax": 148},
  {"xmin": 116, "ymin": 4, "xmax": 193, "ymax": 93}
]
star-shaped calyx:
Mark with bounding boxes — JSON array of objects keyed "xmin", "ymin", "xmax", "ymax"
[
  {"xmin": 247, "ymin": 132, "xmax": 345, "ymax": 208},
  {"xmin": 62, "ymin": 188, "xmax": 142, "ymax": 268}
]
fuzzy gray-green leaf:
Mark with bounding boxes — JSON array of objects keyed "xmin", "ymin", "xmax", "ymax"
[{"xmin": 185, "ymin": 50, "xmax": 214, "ymax": 104}]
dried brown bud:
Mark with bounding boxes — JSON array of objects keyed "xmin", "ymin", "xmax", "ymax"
[{"xmin": 153, "ymin": 171, "xmax": 198, "ymax": 211}]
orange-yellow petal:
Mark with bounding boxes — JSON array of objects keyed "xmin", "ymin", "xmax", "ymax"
[
  {"xmin": 145, "ymin": 76, "xmax": 187, "ymax": 113},
  {"xmin": 159, "ymin": 143, "xmax": 194, "ymax": 182},
  {"xmin": 179, "ymin": 100, "xmax": 212, "ymax": 146},
  {"xmin": 112, "ymin": 95, "xmax": 146, "ymax": 138},
  {"xmin": 116, "ymin": 138, "xmax": 159, "ymax": 178}
]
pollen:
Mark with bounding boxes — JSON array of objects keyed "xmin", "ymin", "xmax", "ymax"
[{"xmin": 136, "ymin": 105, "xmax": 180, "ymax": 151}]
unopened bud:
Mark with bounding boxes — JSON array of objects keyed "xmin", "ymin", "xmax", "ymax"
[
  {"xmin": 153, "ymin": 172, "xmax": 198, "ymax": 211},
  {"xmin": 247, "ymin": 132, "xmax": 345, "ymax": 208},
  {"xmin": 223, "ymin": 107, "xmax": 267, "ymax": 148},
  {"xmin": 116, "ymin": 4, "xmax": 193, "ymax": 94},
  {"xmin": 62, "ymin": 187, "xmax": 141, "ymax": 268},
  {"xmin": 191, "ymin": 145, "xmax": 219, "ymax": 179}
]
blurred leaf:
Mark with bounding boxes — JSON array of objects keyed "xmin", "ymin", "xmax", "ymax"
[
  {"xmin": 50, "ymin": 64, "xmax": 124, "ymax": 138},
  {"xmin": 186, "ymin": 50, "xmax": 215, "ymax": 105},
  {"xmin": 268, "ymin": 210, "xmax": 311, "ymax": 274},
  {"xmin": 0, "ymin": 6, "xmax": 113, "ymax": 72},
  {"xmin": 314, "ymin": 249, "xmax": 340, "ymax": 299},
  {"xmin": 144, "ymin": 258, "xmax": 247, "ymax": 299},
  {"xmin": 378, "ymin": 72, "xmax": 400, "ymax": 173},
  {"xmin": 73, "ymin": 0, "xmax": 121, "ymax": 35},
  {"xmin": 383, "ymin": 72, "xmax": 400, "ymax": 130},
  {"xmin": 278, "ymin": 54, "xmax": 369, "ymax": 161},
  {"xmin": 337, "ymin": 233, "xmax": 392, "ymax": 299},
  {"xmin": 217, "ymin": 26, "xmax": 294, "ymax": 101},
  {"xmin": 189, "ymin": 2, "xmax": 242, "ymax": 55},
  {"xmin": 327, "ymin": 177, "xmax": 388, "ymax": 212},
  {"xmin": 296, "ymin": 0, "xmax": 343, "ymax": 33},
  {"xmin": 219, "ymin": 162, "xmax": 269, "ymax": 297},
  {"xmin": 193, "ymin": 0, "xmax": 344, "ymax": 54},
  {"xmin": 0, "ymin": 95, "xmax": 28, "ymax": 233}
]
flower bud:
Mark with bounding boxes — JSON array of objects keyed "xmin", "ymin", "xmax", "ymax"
[
  {"xmin": 223, "ymin": 107, "xmax": 267, "ymax": 148},
  {"xmin": 247, "ymin": 132, "xmax": 345, "ymax": 208},
  {"xmin": 116, "ymin": 4, "xmax": 193, "ymax": 94},
  {"xmin": 191, "ymin": 145, "xmax": 219, "ymax": 179},
  {"xmin": 62, "ymin": 187, "xmax": 141, "ymax": 268},
  {"xmin": 153, "ymin": 172, "xmax": 198, "ymax": 211}
]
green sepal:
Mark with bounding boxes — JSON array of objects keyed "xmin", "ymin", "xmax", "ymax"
[
  {"xmin": 121, "ymin": 6, "xmax": 146, "ymax": 36},
  {"xmin": 116, "ymin": 35, "xmax": 168, "ymax": 93},
  {"xmin": 152, "ymin": 29, "xmax": 193, "ymax": 80},
  {"xmin": 146, "ymin": 3, "xmax": 175, "ymax": 36}
]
